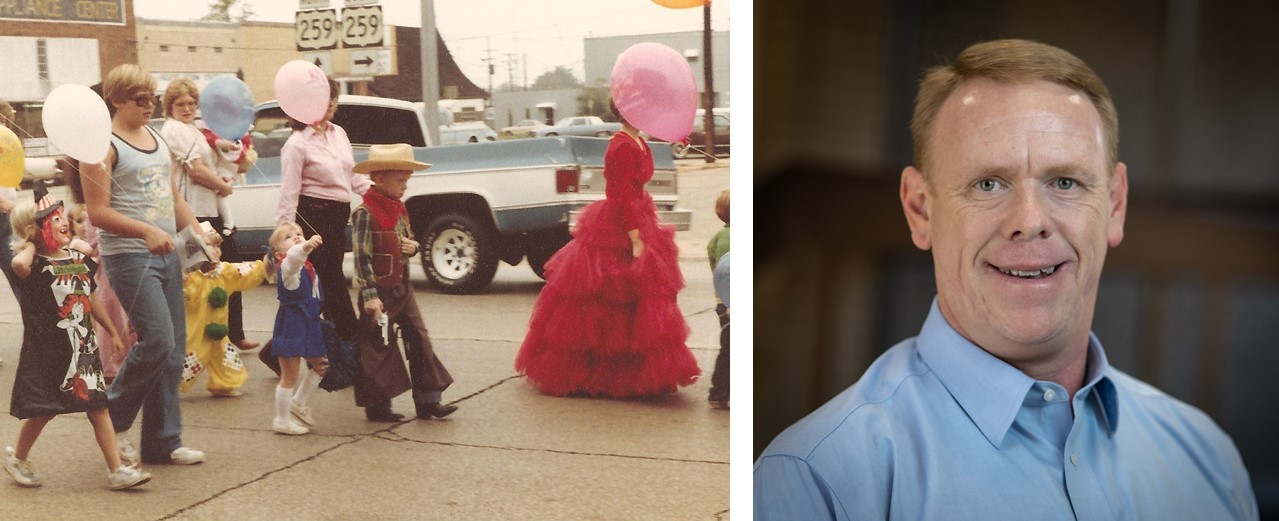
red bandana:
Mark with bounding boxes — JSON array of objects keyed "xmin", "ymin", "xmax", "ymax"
[{"xmin": 362, "ymin": 186, "xmax": 408, "ymax": 230}]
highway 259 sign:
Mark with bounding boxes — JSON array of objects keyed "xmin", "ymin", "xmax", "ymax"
[{"xmin": 296, "ymin": 5, "xmax": 383, "ymax": 51}]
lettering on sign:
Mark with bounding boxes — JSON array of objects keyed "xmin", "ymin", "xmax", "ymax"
[
  {"xmin": 295, "ymin": 9, "xmax": 338, "ymax": 51},
  {"xmin": 0, "ymin": 0, "xmax": 124, "ymax": 25},
  {"xmin": 341, "ymin": 5, "xmax": 383, "ymax": 48}
]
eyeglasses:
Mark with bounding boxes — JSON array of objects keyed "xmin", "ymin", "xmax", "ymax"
[
  {"xmin": 130, "ymin": 94, "xmax": 156, "ymax": 108},
  {"xmin": 172, "ymin": 100, "xmax": 198, "ymax": 109}
]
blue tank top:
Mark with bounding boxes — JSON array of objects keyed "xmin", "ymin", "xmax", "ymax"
[{"xmin": 99, "ymin": 126, "xmax": 177, "ymax": 256}]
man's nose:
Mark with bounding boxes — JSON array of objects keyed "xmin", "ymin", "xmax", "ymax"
[{"xmin": 1004, "ymin": 186, "xmax": 1052, "ymax": 241}]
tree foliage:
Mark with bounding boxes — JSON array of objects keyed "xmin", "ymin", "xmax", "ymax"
[
  {"xmin": 576, "ymin": 81, "xmax": 615, "ymax": 122},
  {"xmin": 202, "ymin": 0, "xmax": 255, "ymax": 23},
  {"xmin": 531, "ymin": 66, "xmax": 582, "ymax": 91}
]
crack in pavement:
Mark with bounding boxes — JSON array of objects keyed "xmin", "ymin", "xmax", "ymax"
[{"xmin": 373, "ymin": 431, "xmax": 729, "ymax": 467}]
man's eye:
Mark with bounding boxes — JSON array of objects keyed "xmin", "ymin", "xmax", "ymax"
[
  {"xmin": 976, "ymin": 179, "xmax": 1001, "ymax": 192},
  {"xmin": 1054, "ymin": 178, "xmax": 1077, "ymax": 190}
]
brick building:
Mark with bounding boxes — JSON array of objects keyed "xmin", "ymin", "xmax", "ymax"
[{"xmin": 0, "ymin": 0, "xmax": 137, "ymax": 151}]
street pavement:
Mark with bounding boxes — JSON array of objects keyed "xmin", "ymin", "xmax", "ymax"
[{"xmin": 0, "ymin": 160, "xmax": 731, "ymax": 520}]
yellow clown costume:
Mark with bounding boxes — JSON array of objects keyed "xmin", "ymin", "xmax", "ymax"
[{"xmin": 180, "ymin": 260, "xmax": 268, "ymax": 395}]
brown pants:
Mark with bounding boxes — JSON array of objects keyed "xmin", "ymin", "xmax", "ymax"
[{"xmin": 353, "ymin": 279, "xmax": 453, "ymax": 409}]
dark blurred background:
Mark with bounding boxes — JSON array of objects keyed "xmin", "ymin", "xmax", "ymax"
[{"xmin": 753, "ymin": 0, "xmax": 1279, "ymax": 517}]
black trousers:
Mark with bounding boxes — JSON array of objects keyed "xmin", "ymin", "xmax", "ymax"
[
  {"xmin": 196, "ymin": 215, "xmax": 246, "ymax": 342},
  {"xmin": 708, "ymin": 303, "xmax": 730, "ymax": 402},
  {"xmin": 295, "ymin": 195, "xmax": 359, "ymax": 340}
]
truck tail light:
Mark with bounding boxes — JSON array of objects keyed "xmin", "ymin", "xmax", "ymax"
[{"xmin": 556, "ymin": 168, "xmax": 580, "ymax": 193}]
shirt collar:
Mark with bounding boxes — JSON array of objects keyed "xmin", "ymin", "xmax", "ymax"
[{"xmin": 916, "ymin": 299, "xmax": 1119, "ymax": 448}]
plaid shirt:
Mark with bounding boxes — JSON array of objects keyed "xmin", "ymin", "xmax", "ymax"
[{"xmin": 350, "ymin": 205, "xmax": 417, "ymax": 302}]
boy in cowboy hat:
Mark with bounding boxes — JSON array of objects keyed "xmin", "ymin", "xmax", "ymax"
[{"xmin": 349, "ymin": 144, "xmax": 457, "ymax": 422}]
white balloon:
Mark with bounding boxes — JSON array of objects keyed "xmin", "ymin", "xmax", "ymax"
[{"xmin": 42, "ymin": 84, "xmax": 112, "ymax": 164}]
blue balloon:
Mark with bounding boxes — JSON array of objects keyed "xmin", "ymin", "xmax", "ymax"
[
  {"xmin": 713, "ymin": 252, "xmax": 730, "ymax": 309},
  {"xmin": 199, "ymin": 76, "xmax": 255, "ymax": 140}
]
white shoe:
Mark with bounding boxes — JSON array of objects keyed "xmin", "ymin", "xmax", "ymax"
[
  {"xmin": 117, "ymin": 437, "xmax": 139, "ymax": 467},
  {"xmin": 4, "ymin": 447, "xmax": 40, "ymax": 488},
  {"xmin": 107, "ymin": 465, "xmax": 151, "ymax": 490},
  {"xmin": 290, "ymin": 401, "xmax": 315, "ymax": 426},
  {"xmin": 168, "ymin": 447, "xmax": 206, "ymax": 465},
  {"xmin": 272, "ymin": 417, "xmax": 309, "ymax": 435}
]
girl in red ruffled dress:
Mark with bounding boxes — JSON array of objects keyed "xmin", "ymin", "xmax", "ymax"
[{"xmin": 515, "ymin": 103, "xmax": 701, "ymax": 397}]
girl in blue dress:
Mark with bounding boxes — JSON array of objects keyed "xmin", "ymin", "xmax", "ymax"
[{"xmin": 267, "ymin": 222, "xmax": 328, "ymax": 435}]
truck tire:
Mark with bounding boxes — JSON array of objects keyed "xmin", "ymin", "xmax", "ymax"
[
  {"xmin": 526, "ymin": 229, "xmax": 572, "ymax": 280},
  {"xmin": 671, "ymin": 141, "xmax": 689, "ymax": 159},
  {"xmin": 421, "ymin": 213, "xmax": 499, "ymax": 294}
]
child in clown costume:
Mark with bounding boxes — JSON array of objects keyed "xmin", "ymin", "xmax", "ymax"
[
  {"xmin": 180, "ymin": 222, "xmax": 269, "ymax": 397},
  {"xmin": 3, "ymin": 182, "xmax": 152, "ymax": 490}
]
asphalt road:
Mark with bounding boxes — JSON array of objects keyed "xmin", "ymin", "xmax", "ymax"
[{"xmin": 0, "ymin": 159, "xmax": 731, "ymax": 520}]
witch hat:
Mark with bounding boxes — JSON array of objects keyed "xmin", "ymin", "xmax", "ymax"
[{"xmin": 33, "ymin": 179, "xmax": 64, "ymax": 221}]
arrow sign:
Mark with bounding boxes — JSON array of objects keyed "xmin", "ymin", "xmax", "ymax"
[
  {"xmin": 302, "ymin": 51, "xmax": 333, "ymax": 76},
  {"xmin": 349, "ymin": 48, "xmax": 393, "ymax": 76}
]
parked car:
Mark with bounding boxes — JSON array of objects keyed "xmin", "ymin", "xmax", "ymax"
[
  {"xmin": 439, "ymin": 120, "xmax": 498, "ymax": 144},
  {"xmin": 499, "ymin": 119, "xmax": 550, "ymax": 138},
  {"xmin": 531, "ymin": 116, "xmax": 622, "ymax": 138},
  {"xmin": 670, "ymin": 108, "xmax": 730, "ymax": 159}
]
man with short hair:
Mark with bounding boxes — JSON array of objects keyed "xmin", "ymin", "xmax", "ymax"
[{"xmin": 754, "ymin": 39, "xmax": 1257, "ymax": 521}]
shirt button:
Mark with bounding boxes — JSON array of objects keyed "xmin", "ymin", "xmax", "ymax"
[
  {"xmin": 1070, "ymin": 453, "xmax": 1080, "ymax": 466},
  {"xmin": 1043, "ymin": 389, "xmax": 1057, "ymax": 401}
]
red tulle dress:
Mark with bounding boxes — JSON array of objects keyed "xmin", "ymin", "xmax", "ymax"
[{"xmin": 515, "ymin": 133, "xmax": 701, "ymax": 397}]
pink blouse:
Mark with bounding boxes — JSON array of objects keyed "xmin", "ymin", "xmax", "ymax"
[{"xmin": 275, "ymin": 123, "xmax": 371, "ymax": 225}]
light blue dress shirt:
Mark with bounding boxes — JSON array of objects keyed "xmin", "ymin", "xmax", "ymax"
[{"xmin": 755, "ymin": 300, "xmax": 1257, "ymax": 521}]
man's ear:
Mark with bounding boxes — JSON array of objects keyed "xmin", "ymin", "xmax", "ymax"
[
  {"xmin": 1107, "ymin": 161, "xmax": 1129, "ymax": 248},
  {"xmin": 901, "ymin": 166, "xmax": 932, "ymax": 250}
]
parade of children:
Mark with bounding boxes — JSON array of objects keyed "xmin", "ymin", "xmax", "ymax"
[
  {"xmin": 3, "ymin": 184, "xmax": 151, "ymax": 490},
  {"xmin": 0, "ymin": 44, "xmax": 726, "ymax": 512}
]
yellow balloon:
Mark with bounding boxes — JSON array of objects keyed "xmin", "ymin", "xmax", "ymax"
[
  {"xmin": 651, "ymin": 0, "xmax": 705, "ymax": 8},
  {"xmin": 0, "ymin": 125, "xmax": 23, "ymax": 188}
]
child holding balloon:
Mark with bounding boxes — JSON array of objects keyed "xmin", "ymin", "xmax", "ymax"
[
  {"xmin": 706, "ymin": 189, "xmax": 730, "ymax": 409},
  {"xmin": 266, "ymin": 222, "xmax": 328, "ymax": 435},
  {"xmin": 3, "ymin": 185, "xmax": 152, "ymax": 490}
]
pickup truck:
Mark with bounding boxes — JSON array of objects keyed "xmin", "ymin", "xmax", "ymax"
[
  {"xmin": 233, "ymin": 95, "xmax": 691, "ymax": 294},
  {"xmin": 531, "ymin": 116, "xmax": 622, "ymax": 138}
]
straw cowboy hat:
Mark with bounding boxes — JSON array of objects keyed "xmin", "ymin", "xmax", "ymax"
[{"xmin": 352, "ymin": 143, "xmax": 431, "ymax": 174}]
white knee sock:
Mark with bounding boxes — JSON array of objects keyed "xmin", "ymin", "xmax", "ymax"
[
  {"xmin": 275, "ymin": 385, "xmax": 293, "ymax": 421},
  {"xmin": 293, "ymin": 369, "xmax": 321, "ymax": 407}
]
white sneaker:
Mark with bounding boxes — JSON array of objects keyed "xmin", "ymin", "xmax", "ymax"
[
  {"xmin": 117, "ymin": 437, "xmax": 139, "ymax": 467},
  {"xmin": 107, "ymin": 465, "xmax": 151, "ymax": 490},
  {"xmin": 4, "ymin": 447, "xmax": 40, "ymax": 488},
  {"xmin": 168, "ymin": 447, "xmax": 206, "ymax": 465},
  {"xmin": 272, "ymin": 417, "xmax": 310, "ymax": 435},
  {"xmin": 290, "ymin": 401, "xmax": 315, "ymax": 426}
]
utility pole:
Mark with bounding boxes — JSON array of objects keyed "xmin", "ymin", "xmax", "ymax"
[
  {"xmin": 701, "ymin": 1, "xmax": 716, "ymax": 163},
  {"xmin": 421, "ymin": 0, "xmax": 440, "ymax": 146},
  {"xmin": 522, "ymin": 53, "xmax": 528, "ymax": 91},
  {"xmin": 483, "ymin": 38, "xmax": 495, "ymax": 103},
  {"xmin": 505, "ymin": 52, "xmax": 517, "ymax": 92}
]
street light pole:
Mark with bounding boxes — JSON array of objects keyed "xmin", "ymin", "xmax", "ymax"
[
  {"xmin": 421, "ymin": 0, "xmax": 440, "ymax": 146},
  {"xmin": 701, "ymin": 0, "xmax": 716, "ymax": 163}
]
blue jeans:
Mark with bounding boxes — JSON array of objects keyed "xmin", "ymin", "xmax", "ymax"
[{"xmin": 104, "ymin": 251, "xmax": 187, "ymax": 462}]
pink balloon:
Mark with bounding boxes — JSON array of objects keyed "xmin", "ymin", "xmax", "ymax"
[
  {"xmin": 273, "ymin": 60, "xmax": 330, "ymax": 125},
  {"xmin": 611, "ymin": 42, "xmax": 699, "ymax": 143}
]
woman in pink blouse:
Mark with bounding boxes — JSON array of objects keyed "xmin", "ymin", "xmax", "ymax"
[{"xmin": 275, "ymin": 78, "xmax": 369, "ymax": 340}]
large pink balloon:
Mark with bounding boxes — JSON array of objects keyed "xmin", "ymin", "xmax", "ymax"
[
  {"xmin": 611, "ymin": 43, "xmax": 698, "ymax": 142},
  {"xmin": 273, "ymin": 60, "xmax": 330, "ymax": 125}
]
